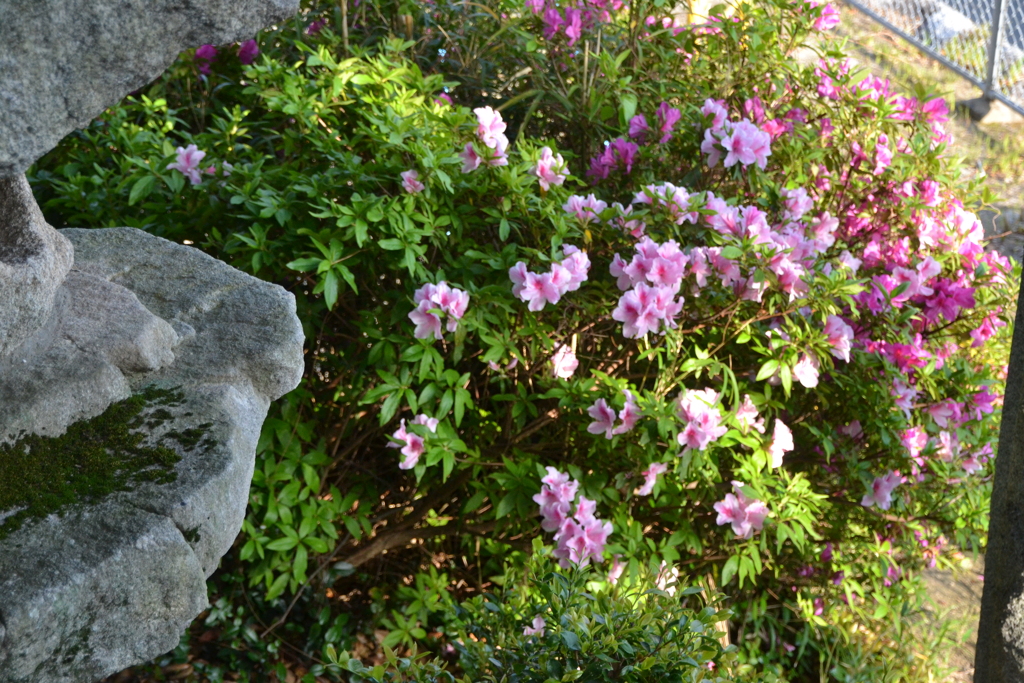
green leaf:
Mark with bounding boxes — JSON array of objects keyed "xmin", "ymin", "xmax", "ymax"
[
  {"xmin": 266, "ymin": 536, "xmax": 299, "ymax": 552},
  {"xmin": 323, "ymin": 270, "xmax": 339, "ymax": 310},
  {"xmin": 755, "ymin": 359, "xmax": 779, "ymax": 381},
  {"xmin": 286, "ymin": 257, "xmax": 322, "ymax": 272},
  {"xmin": 378, "ymin": 238, "xmax": 404, "ymax": 250},
  {"xmin": 720, "ymin": 245, "xmax": 743, "ymax": 260},
  {"xmin": 721, "ymin": 555, "xmax": 739, "ymax": 586},
  {"xmin": 265, "ymin": 572, "xmax": 291, "ymax": 600},
  {"xmin": 128, "ymin": 175, "xmax": 155, "ymax": 206},
  {"xmin": 561, "ymin": 631, "xmax": 582, "ymax": 651}
]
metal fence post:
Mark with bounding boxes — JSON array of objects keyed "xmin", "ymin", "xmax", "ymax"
[{"xmin": 984, "ymin": 0, "xmax": 1008, "ymax": 99}]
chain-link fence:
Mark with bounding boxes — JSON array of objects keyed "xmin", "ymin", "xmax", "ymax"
[{"xmin": 843, "ymin": 0, "xmax": 1024, "ymax": 116}]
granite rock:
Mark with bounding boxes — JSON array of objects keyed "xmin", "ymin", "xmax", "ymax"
[
  {"xmin": 0, "ymin": 175, "xmax": 74, "ymax": 357},
  {"xmin": 0, "ymin": 228, "xmax": 304, "ymax": 683},
  {"xmin": 0, "ymin": 0, "xmax": 299, "ymax": 177}
]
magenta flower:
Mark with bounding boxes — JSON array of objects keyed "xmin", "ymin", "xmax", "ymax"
[
  {"xmin": 551, "ymin": 343, "xmax": 579, "ymax": 379},
  {"xmin": 861, "ymin": 471, "xmax": 903, "ymax": 510},
  {"xmin": 655, "ymin": 102, "xmax": 681, "ymax": 143},
  {"xmin": 434, "ymin": 93, "xmax": 453, "ymax": 107},
  {"xmin": 459, "ymin": 143, "xmax": 482, "ymax": 173},
  {"xmin": 635, "ymin": 462, "xmax": 668, "ymax": 496},
  {"xmin": 564, "ymin": 7, "xmax": 583, "ymax": 46},
  {"xmin": 823, "ymin": 315, "xmax": 854, "ymax": 362},
  {"xmin": 532, "ymin": 146, "xmax": 567, "ymax": 191},
  {"xmin": 400, "ymin": 169, "xmax": 425, "ymax": 193},
  {"xmin": 768, "ymin": 419, "xmax": 794, "ymax": 468},
  {"xmin": 628, "ymin": 114, "xmax": 649, "ymax": 141},
  {"xmin": 542, "ymin": 7, "xmax": 564, "ymax": 38},
  {"xmin": 166, "ymin": 144, "xmax": 207, "ymax": 185},
  {"xmin": 814, "ymin": 3, "xmax": 840, "ymax": 31},
  {"xmin": 194, "ymin": 44, "xmax": 217, "ymax": 74},
  {"xmin": 305, "ymin": 18, "xmax": 328, "ymax": 35},
  {"xmin": 587, "ymin": 399, "xmax": 618, "ymax": 439},
  {"xmin": 238, "ymin": 39, "xmax": 259, "ymax": 65},
  {"xmin": 525, "ymin": 0, "xmax": 545, "ymax": 13},
  {"xmin": 714, "ymin": 481, "xmax": 769, "ymax": 539},
  {"xmin": 523, "ymin": 616, "xmax": 546, "ymax": 636}
]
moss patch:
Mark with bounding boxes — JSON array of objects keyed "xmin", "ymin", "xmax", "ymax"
[{"xmin": 0, "ymin": 386, "xmax": 208, "ymax": 540}]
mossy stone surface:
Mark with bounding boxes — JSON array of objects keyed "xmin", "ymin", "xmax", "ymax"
[{"xmin": 0, "ymin": 386, "xmax": 211, "ymax": 539}]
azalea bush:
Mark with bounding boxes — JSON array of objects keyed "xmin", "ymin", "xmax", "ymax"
[{"xmin": 31, "ymin": 0, "xmax": 1016, "ymax": 679}]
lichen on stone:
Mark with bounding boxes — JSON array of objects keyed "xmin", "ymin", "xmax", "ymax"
[{"xmin": 0, "ymin": 386, "xmax": 209, "ymax": 539}]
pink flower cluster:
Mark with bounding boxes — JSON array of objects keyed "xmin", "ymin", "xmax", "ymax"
[
  {"xmin": 587, "ymin": 138, "xmax": 639, "ymax": 179},
  {"xmin": 586, "ymin": 390, "xmax": 641, "ymax": 439},
  {"xmin": 509, "ymin": 245, "xmax": 591, "ymax": 311},
  {"xmin": 714, "ymin": 481, "xmax": 770, "ymax": 539},
  {"xmin": 533, "ymin": 468, "xmax": 613, "ymax": 567},
  {"xmin": 768, "ymin": 419, "xmax": 794, "ymax": 468},
  {"xmin": 823, "ymin": 315, "xmax": 854, "ymax": 362},
  {"xmin": 701, "ymin": 100, "xmax": 772, "ymax": 170},
  {"xmin": 609, "ymin": 237, "xmax": 687, "ymax": 338},
  {"xmin": 462, "ymin": 107, "xmax": 509, "ymax": 171},
  {"xmin": 408, "ymin": 281, "xmax": 470, "ymax": 340},
  {"xmin": 563, "ymin": 193, "xmax": 608, "ymax": 223},
  {"xmin": 677, "ymin": 388, "xmax": 728, "ymax": 452},
  {"xmin": 388, "ymin": 414, "xmax": 439, "ymax": 470},
  {"xmin": 532, "ymin": 146, "xmax": 568, "ymax": 191}
]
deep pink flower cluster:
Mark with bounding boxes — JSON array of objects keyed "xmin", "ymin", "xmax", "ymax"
[
  {"xmin": 238, "ymin": 39, "xmax": 260, "ymax": 65},
  {"xmin": 677, "ymin": 388, "xmax": 728, "ymax": 452},
  {"xmin": 533, "ymin": 468, "xmax": 613, "ymax": 567},
  {"xmin": 527, "ymin": 0, "xmax": 621, "ymax": 46},
  {"xmin": 509, "ymin": 245, "xmax": 591, "ymax": 311},
  {"xmin": 388, "ymin": 414, "xmax": 439, "ymax": 470},
  {"xmin": 714, "ymin": 481, "xmax": 770, "ymax": 539},
  {"xmin": 408, "ymin": 281, "xmax": 470, "ymax": 340},
  {"xmin": 587, "ymin": 138, "xmax": 639, "ymax": 179},
  {"xmin": 195, "ymin": 44, "xmax": 217, "ymax": 74},
  {"xmin": 586, "ymin": 390, "xmax": 641, "ymax": 438}
]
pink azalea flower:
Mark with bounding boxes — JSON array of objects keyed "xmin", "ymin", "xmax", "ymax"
[
  {"xmin": 714, "ymin": 481, "xmax": 769, "ymax": 539},
  {"xmin": 722, "ymin": 120, "xmax": 772, "ymax": 169},
  {"xmin": 861, "ymin": 471, "xmax": 903, "ymax": 510},
  {"xmin": 388, "ymin": 414, "xmax": 439, "ymax": 470},
  {"xmin": 409, "ymin": 300, "xmax": 443, "ymax": 340},
  {"xmin": 400, "ymin": 169, "xmax": 425, "ymax": 193},
  {"xmin": 532, "ymin": 146, "xmax": 567, "ymax": 191},
  {"xmin": 793, "ymin": 354, "xmax": 820, "ymax": 388},
  {"xmin": 676, "ymin": 388, "xmax": 728, "ymax": 451},
  {"xmin": 768, "ymin": 420, "xmax": 794, "ymax": 468},
  {"xmin": 635, "ymin": 462, "xmax": 668, "ymax": 496},
  {"xmin": 474, "ymin": 106, "xmax": 507, "ymax": 148},
  {"xmin": 484, "ymin": 134, "xmax": 510, "ymax": 167},
  {"xmin": 823, "ymin": 315, "xmax": 854, "ymax": 362},
  {"xmin": 701, "ymin": 98, "xmax": 729, "ymax": 130},
  {"xmin": 238, "ymin": 39, "xmax": 259, "ymax": 65},
  {"xmin": 460, "ymin": 143, "xmax": 482, "ymax": 173},
  {"xmin": 587, "ymin": 399, "xmax": 618, "ymax": 439},
  {"xmin": 891, "ymin": 380, "xmax": 918, "ymax": 418},
  {"xmin": 523, "ymin": 616, "xmax": 546, "ymax": 636},
  {"xmin": 551, "ymin": 343, "xmax": 579, "ymax": 379},
  {"xmin": 736, "ymin": 395, "xmax": 765, "ymax": 434},
  {"xmin": 613, "ymin": 389, "xmax": 642, "ymax": 434},
  {"xmin": 873, "ymin": 133, "xmax": 892, "ymax": 175},
  {"xmin": 166, "ymin": 144, "xmax": 207, "ymax": 185},
  {"xmin": 813, "ymin": 2, "xmax": 840, "ymax": 30}
]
